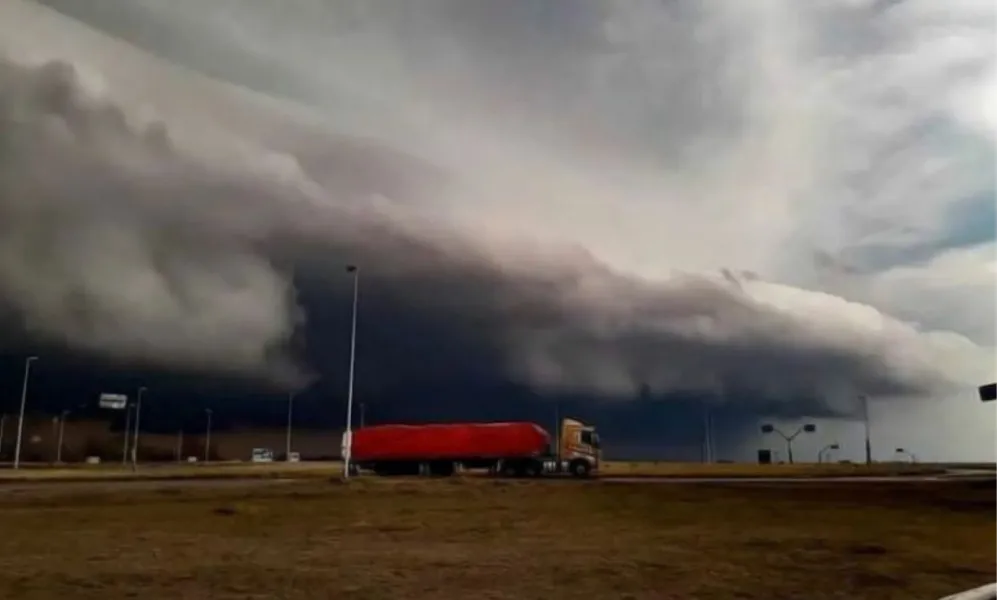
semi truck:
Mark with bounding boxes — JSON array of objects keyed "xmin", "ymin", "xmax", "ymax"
[{"xmin": 344, "ymin": 418, "xmax": 601, "ymax": 478}]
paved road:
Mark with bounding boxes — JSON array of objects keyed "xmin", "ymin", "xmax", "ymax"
[
  {"xmin": 0, "ymin": 468, "xmax": 990, "ymax": 496},
  {"xmin": 602, "ymin": 468, "xmax": 996, "ymax": 484},
  {"xmin": 0, "ymin": 477, "xmax": 302, "ymax": 496}
]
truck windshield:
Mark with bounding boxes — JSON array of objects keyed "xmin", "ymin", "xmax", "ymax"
[{"xmin": 580, "ymin": 430, "xmax": 601, "ymax": 448}]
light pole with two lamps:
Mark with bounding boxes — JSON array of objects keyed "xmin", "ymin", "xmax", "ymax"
[{"xmin": 760, "ymin": 422, "xmax": 816, "ymax": 464}]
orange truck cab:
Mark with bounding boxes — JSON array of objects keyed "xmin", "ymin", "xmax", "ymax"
[{"xmin": 556, "ymin": 418, "xmax": 602, "ymax": 477}]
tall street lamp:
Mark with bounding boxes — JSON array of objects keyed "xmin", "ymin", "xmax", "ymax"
[
  {"xmin": 760, "ymin": 422, "xmax": 816, "ymax": 464},
  {"xmin": 13, "ymin": 356, "xmax": 39, "ymax": 470},
  {"xmin": 343, "ymin": 264, "xmax": 360, "ymax": 480}
]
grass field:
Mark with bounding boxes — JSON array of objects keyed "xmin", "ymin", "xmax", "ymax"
[
  {"xmin": 0, "ymin": 477, "xmax": 991, "ymax": 599},
  {"xmin": 0, "ymin": 460, "xmax": 950, "ymax": 483}
]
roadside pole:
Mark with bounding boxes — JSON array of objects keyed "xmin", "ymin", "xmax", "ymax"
[
  {"xmin": 204, "ymin": 409, "xmax": 213, "ymax": 463},
  {"xmin": 122, "ymin": 405, "xmax": 132, "ymax": 466},
  {"xmin": 56, "ymin": 410, "xmax": 69, "ymax": 464},
  {"xmin": 131, "ymin": 387, "xmax": 147, "ymax": 470},
  {"xmin": 343, "ymin": 264, "xmax": 359, "ymax": 480},
  {"xmin": 13, "ymin": 356, "xmax": 38, "ymax": 470},
  {"xmin": 285, "ymin": 393, "xmax": 294, "ymax": 461}
]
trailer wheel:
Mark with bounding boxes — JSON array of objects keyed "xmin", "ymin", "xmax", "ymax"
[
  {"xmin": 569, "ymin": 459, "xmax": 591, "ymax": 478},
  {"xmin": 430, "ymin": 461, "xmax": 456, "ymax": 477}
]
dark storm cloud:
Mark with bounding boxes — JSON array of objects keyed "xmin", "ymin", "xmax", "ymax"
[{"xmin": 0, "ymin": 0, "xmax": 989, "ymax": 425}]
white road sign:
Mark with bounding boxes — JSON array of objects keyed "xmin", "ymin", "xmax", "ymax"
[{"xmin": 99, "ymin": 393, "xmax": 128, "ymax": 410}]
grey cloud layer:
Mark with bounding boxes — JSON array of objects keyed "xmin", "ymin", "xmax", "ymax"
[{"xmin": 0, "ymin": 0, "xmax": 991, "ymax": 413}]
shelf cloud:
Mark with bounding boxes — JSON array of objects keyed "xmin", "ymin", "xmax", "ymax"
[{"xmin": 1, "ymin": 0, "xmax": 992, "ymax": 417}]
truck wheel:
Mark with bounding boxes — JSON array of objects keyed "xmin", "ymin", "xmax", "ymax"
[
  {"xmin": 500, "ymin": 462, "xmax": 518, "ymax": 478},
  {"xmin": 523, "ymin": 460, "xmax": 541, "ymax": 478},
  {"xmin": 569, "ymin": 460, "xmax": 591, "ymax": 478}
]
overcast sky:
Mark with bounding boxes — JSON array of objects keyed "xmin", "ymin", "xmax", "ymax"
[{"xmin": 0, "ymin": 0, "xmax": 993, "ymax": 461}]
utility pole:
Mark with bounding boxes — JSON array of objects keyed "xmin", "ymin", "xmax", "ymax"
[
  {"xmin": 0, "ymin": 413, "xmax": 6, "ymax": 460},
  {"xmin": 285, "ymin": 393, "xmax": 294, "ymax": 461},
  {"xmin": 343, "ymin": 264, "xmax": 360, "ymax": 480},
  {"xmin": 13, "ymin": 356, "xmax": 38, "ymax": 470},
  {"xmin": 860, "ymin": 394, "xmax": 872, "ymax": 465}
]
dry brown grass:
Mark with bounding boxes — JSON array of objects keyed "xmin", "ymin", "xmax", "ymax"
[{"xmin": 0, "ymin": 477, "xmax": 991, "ymax": 599}]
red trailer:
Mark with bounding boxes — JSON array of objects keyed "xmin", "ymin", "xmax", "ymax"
[{"xmin": 347, "ymin": 419, "xmax": 602, "ymax": 478}]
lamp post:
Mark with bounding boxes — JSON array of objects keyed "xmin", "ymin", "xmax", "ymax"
[
  {"xmin": 895, "ymin": 447, "xmax": 916, "ymax": 463},
  {"xmin": 131, "ymin": 387, "xmax": 147, "ymax": 469},
  {"xmin": 818, "ymin": 442, "xmax": 840, "ymax": 464},
  {"xmin": 204, "ymin": 409, "xmax": 213, "ymax": 463},
  {"xmin": 13, "ymin": 356, "xmax": 38, "ymax": 470},
  {"xmin": 285, "ymin": 393, "xmax": 294, "ymax": 461},
  {"xmin": 760, "ymin": 422, "xmax": 816, "ymax": 464},
  {"xmin": 343, "ymin": 264, "xmax": 360, "ymax": 480}
]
